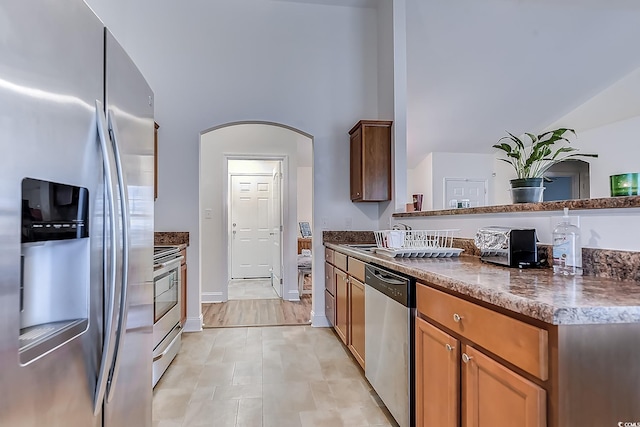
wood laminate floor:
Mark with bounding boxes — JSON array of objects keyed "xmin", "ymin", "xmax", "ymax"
[
  {"xmin": 204, "ymin": 276, "xmax": 313, "ymax": 328},
  {"xmin": 202, "ymin": 296, "xmax": 312, "ymax": 328}
]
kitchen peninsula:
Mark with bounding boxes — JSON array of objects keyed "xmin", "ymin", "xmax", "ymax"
[{"xmin": 324, "ymin": 236, "xmax": 640, "ymax": 427}]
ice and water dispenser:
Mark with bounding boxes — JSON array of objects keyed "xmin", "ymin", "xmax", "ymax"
[{"xmin": 20, "ymin": 178, "xmax": 90, "ymax": 364}]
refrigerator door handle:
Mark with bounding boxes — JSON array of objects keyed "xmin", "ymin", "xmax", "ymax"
[
  {"xmin": 93, "ymin": 100, "xmax": 122, "ymax": 415},
  {"xmin": 106, "ymin": 109, "xmax": 131, "ymax": 402}
]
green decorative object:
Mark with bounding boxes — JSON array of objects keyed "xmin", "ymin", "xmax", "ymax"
[{"xmin": 610, "ymin": 173, "xmax": 639, "ymax": 197}]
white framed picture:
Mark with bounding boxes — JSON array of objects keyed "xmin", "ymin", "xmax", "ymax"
[{"xmin": 299, "ymin": 221, "xmax": 312, "ymax": 238}]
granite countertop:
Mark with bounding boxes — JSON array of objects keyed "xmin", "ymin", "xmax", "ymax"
[{"xmin": 325, "ymin": 243, "xmax": 640, "ymax": 326}]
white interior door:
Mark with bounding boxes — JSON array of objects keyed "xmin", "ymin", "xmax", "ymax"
[
  {"xmin": 270, "ymin": 164, "xmax": 283, "ymax": 297},
  {"xmin": 230, "ymin": 175, "xmax": 272, "ymax": 278},
  {"xmin": 444, "ymin": 178, "xmax": 488, "ymax": 208}
]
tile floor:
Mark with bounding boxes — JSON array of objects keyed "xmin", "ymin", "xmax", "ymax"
[
  {"xmin": 228, "ymin": 279, "xmax": 279, "ymax": 300},
  {"xmin": 153, "ymin": 326, "xmax": 396, "ymax": 427}
]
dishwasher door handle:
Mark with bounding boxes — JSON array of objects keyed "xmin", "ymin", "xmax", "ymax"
[{"xmin": 371, "ymin": 271, "xmax": 405, "ymax": 285}]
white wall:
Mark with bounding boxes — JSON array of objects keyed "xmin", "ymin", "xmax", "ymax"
[
  {"xmin": 85, "ymin": 0, "xmax": 383, "ymax": 328},
  {"xmin": 200, "ymin": 124, "xmax": 304, "ymax": 306},
  {"xmin": 408, "ymin": 152, "xmax": 495, "ymax": 210},
  {"xmin": 297, "ymin": 167, "xmax": 313, "ymax": 231}
]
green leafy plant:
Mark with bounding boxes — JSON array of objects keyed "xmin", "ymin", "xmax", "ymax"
[{"xmin": 493, "ymin": 128, "xmax": 597, "ymax": 179}]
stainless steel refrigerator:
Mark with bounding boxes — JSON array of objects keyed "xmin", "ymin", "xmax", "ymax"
[{"xmin": 0, "ymin": 1, "xmax": 154, "ymax": 426}]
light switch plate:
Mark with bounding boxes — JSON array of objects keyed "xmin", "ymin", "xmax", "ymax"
[{"xmin": 204, "ymin": 208, "xmax": 213, "ymax": 219}]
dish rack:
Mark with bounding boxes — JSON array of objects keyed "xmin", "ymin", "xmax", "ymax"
[{"xmin": 373, "ymin": 229, "xmax": 464, "ymax": 258}]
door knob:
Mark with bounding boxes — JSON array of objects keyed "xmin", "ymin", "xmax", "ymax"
[
  {"xmin": 462, "ymin": 353, "xmax": 473, "ymax": 364},
  {"xmin": 233, "ymin": 223, "xmax": 236, "ymax": 227},
  {"xmin": 445, "ymin": 344, "xmax": 455, "ymax": 352}
]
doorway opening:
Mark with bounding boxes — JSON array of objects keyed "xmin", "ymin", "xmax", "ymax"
[
  {"xmin": 544, "ymin": 160, "xmax": 591, "ymax": 201},
  {"xmin": 228, "ymin": 159, "xmax": 283, "ymax": 300},
  {"xmin": 199, "ymin": 121, "xmax": 313, "ymax": 327}
]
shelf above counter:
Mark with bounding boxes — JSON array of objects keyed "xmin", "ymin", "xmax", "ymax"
[{"xmin": 392, "ymin": 195, "xmax": 640, "ymax": 218}]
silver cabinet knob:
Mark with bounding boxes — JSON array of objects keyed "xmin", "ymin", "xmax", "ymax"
[
  {"xmin": 462, "ymin": 353, "xmax": 472, "ymax": 364},
  {"xmin": 453, "ymin": 313, "xmax": 462, "ymax": 323},
  {"xmin": 445, "ymin": 344, "xmax": 454, "ymax": 352}
]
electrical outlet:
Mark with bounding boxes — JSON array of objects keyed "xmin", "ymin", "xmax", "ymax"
[
  {"xmin": 345, "ymin": 217, "xmax": 352, "ymax": 229},
  {"xmin": 204, "ymin": 209, "xmax": 213, "ymax": 219},
  {"xmin": 321, "ymin": 217, "xmax": 329, "ymax": 229}
]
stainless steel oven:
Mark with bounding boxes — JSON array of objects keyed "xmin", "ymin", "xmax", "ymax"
[{"xmin": 152, "ymin": 246, "xmax": 183, "ymax": 387}]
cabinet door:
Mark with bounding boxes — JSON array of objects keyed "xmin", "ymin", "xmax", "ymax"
[
  {"xmin": 415, "ymin": 317, "xmax": 459, "ymax": 427},
  {"xmin": 462, "ymin": 345, "xmax": 546, "ymax": 427},
  {"xmin": 335, "ymin": 269, "xmax": 349, "ymax": 345},
  {"xmin": 350, "ymin": 127, "xmax": 363, "ymax": 201},
  {"xmin": 324, "ymin": 262, "xmax": 335, "ymax": 296},
  {"xmin": 348, "ymin": 277, "xmax": 365, "ymax": 368},
  {"xmin": 324, "ymin": 289, "xmax": 335, "ymax": 327}
]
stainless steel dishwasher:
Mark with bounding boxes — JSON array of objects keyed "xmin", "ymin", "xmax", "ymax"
[{"xmin": 365, "ymin": 264, "xmax": 415, "ymax": 427}]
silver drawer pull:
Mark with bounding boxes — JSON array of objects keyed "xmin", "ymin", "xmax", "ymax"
[
  {"xmin": 462, "ymin": 353, "xmax": 472, "ymax": 364},
  {"xmin": 453, "ymin": 313, "xmax": 462, "ymax": 323},
  {"xmin": 445, "ymin": 344, "xmax": 455, "ymax": 352}
]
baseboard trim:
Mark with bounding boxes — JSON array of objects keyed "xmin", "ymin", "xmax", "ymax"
[
  {"xmin": 183, "ymin": 314, "xmax": 203, "ymax": 332},
  {"xmin": 286, "ymin": 289, "xmax": 300, "ymax": 302},
  {"xmin": 311, "ymin": 311, "xmax": 331, "ymax": 328},
  {"xmin": 202, "ymin": 291, "xmax": 224, "ymax": 303}
]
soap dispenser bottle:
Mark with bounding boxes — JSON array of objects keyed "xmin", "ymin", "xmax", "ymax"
[{"xmin": 552, "ymin": 208, "xmax": 582, "ymax": 275}]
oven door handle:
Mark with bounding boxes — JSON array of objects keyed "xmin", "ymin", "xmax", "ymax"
[
  {"xmin": 154, "ymin": 256, "xmax": 184, "ymax": 277},
  {"xmin": 153, "ymin": 324, "xmax": 182, "ymax": 362},
  {"xmin": 93, "ymin": 100, "xmax": 121, "ymax": 415}
]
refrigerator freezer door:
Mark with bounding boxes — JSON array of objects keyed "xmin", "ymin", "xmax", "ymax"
[
  {"xmin": 0, "ymin": 1, "xmax": 104, "ymax": 426},
  {"xmin": 102, "ymin": 29, "xmax": 155, "ymax": 427}
]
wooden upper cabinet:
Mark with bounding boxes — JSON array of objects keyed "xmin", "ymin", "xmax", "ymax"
[{"xmin": 349, "ymin": 120, "xmax": 392, "ymax": 202}]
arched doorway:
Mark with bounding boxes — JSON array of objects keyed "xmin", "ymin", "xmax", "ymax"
[{"xmin": 199, "ymin": 122, "xmax": 313, "ymax": 308}]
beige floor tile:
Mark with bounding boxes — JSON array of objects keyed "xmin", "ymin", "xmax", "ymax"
[
  {"xmin": 236, "ymin": 398, "xmax": 262, "ymax": 427},
  {"xmin": 213, "ymin": 383, "xmax": 262, "ymax": 401},
  {"xmin": 156, "ymin": 364, "xmax": 202, "ymax": 391},
  {"xmin": 183, "ymin": 399, "xmax": 239, "ymax": 427},
  {"xmin": 152, "ymin": 388, "xmax": 192, "ymax": 421},
  {"xmin": 299, "ymin": 408, "xmax": 345, "ymax": 427},
  {"xmin": 154, "ymin": 325, "xmax": 399, "ymax": 427},
  {"xmin": 263, "ymin": 381, "xmax": 317, "ymax": 414},
  {"xmin": 228, "ymin": 278, "xmax": 279, "ymax": 300},
  {"xmin": 263, "ymin": 410, "xmax": 302, "ymax": 427},
  {"xmin": 152, "ymin": 420, "xmax": 183, "ymax": 427},
  {"xmin": 198, "ymin": 362, "xmax": 236, "ymax": 386},
  {"xmin": 190, "ymin": 386, "xmax": 215, "ymax": 404}
]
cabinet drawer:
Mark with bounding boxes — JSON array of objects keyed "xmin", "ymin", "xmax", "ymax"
[
  {"xmin": 325, "ymin": 248, "xmax": 334, "ymax": 264},
  {"xmin": 347, "ymin": 257, "xmax": 366, "ymax": 282},
  {"xmin": 325, "ymin": 289, "xmax": 335, "ymax": 327},
  {"xmin": 324, "ymin": 262, "xmax": 335, "ymax": 296},
  {"xmin": 417, "ymin": 283, "xmax": 548, "ymax": 381},
  {"xmin": 334, "ymin": 251, "xmax": 347, "ymax": 272}
]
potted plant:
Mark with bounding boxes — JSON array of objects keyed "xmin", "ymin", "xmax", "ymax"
[{"xmin": 493, "ymin": 128, "xmax": 597, "ymax": 203}]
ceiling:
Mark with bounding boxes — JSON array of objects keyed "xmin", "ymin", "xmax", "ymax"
[{"xmin": 405, "ymin": 0, "xmax": 640, "ymax": 167}]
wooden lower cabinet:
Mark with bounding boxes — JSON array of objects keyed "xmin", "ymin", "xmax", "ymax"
[
  {"xmin": 348, "ymin": 277, "xmax": 365, "ymax": 368},
  {"xmin": 415, "ymin": 317, "xmax": 459, "ymax": 427},
  {"xmin": 335, "ymin": 269, "xmax": 349, "ymax": 345},
  {"xmin": 324, "ymin": 289, "xmax": 335, "ymax": 327},
  {"xmin": 415, "ymin": 316, "xmax": 545, "ymax": 427},
  {"xmin": 462, "ymin": 345, "xmax": 546, "ymax": 427}
]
